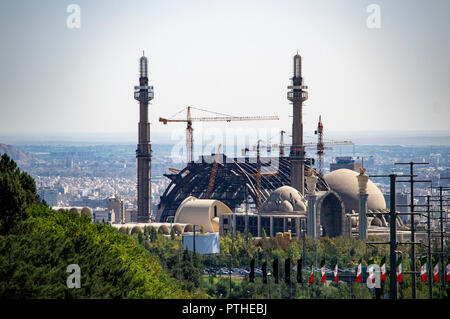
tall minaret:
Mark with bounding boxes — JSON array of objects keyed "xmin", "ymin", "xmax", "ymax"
[
  {"xmin": 287, "ymin": 53, "xmax": 308, "ymax": 195},
  {"xmin": 134, "ymin": 53, "xmax": 154, "ymax": 222}
]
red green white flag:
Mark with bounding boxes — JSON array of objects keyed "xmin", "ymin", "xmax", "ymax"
[
  {"xmin": 396, "ymin": 258, "xmax": 403, "ymax": 283},
  {"xmin": 334, "ymin": 264, "xmax": 338, "ymax": 283},
  {"xmin": 356, "ymin": 260, "xmax": 362, "ymax": 283},
  {"xmin": 433, "ymin": 262, "xmax": 440, "ymax": 283},
  {"xmin": 380, "ymin": 257, "xmax": 386, "ymax": 282},
  {"xmin": 420, "ymin": 262, "xmax": 427, "ymax": 282},
  {"xmin": 320, "ymin": 260, "xmax": 326, "ymax": 283},
  {"xmin": 309, "ymin": 269, "xmax": 314, "ymax": 283}
]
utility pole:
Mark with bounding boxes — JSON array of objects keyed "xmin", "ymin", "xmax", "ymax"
[
  {"xmin": 417, "ymin": 190, "xmax": 449, "ymax": 299},
  {"xmin": 438, "ymin": 186, "xmax": 446, "ymax": 291},
  {"xmin": 193, "ymin": 224, "xmax": 196, "ymax": 254},
  {"xmin": 427, "ymin": 195, "xmax": 433, "ymax": 299},
  {"xmin": 245, "ymin": 186, "xmax": 249, "ymax": 243},
  {"xmin": 368, "ymin": 173, "xmax": 426, "ymax": 299},
  {"xmin": 389, "ymin": 174, "xmax": 398, "ymax": 299},
  {"xmin": 395, "ymin": 161, "xmax": 429, "ymax": 299},
  {"xmin": 368, "ymin": 174, "xmax": 399, "ymax": 299},
  {"xmin": 429, "ymin": 185, "xmax": 449, "ymax": 294},
  {"xmin": 229, "ymin": 217, "xmax": 234, "ymax": 299}
]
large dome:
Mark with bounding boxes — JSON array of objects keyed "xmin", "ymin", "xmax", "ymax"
[
  {"xmin": 259, "ymin": 185, "xmax": 307, "ymax": 214},
  {"xmin": 324, "ymin": 169, "xmax": 386, "ymax": 212}
]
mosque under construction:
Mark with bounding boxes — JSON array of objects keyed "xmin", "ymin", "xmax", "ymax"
[{"xmin": 130, "ymin": 52, "xmax": 412, "ymax": 241}]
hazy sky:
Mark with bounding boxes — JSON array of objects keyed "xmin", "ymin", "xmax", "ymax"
[{"xmin": 0, "ymin": 0, "xmax": 449, "ymax": 140}]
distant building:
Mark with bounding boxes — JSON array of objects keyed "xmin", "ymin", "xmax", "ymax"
[
  {"xmin": 124, "ymin": 209, "xmax": 138, "ymax": 223},
  {"xmin": 38, "ymin": 187, "xmax": 59, "ymax": 207},
  {"xmin": 108, "ymin": 197, "xmax": 124, "ymax": 223},
  {"xmin": 70, "ymin": 197, "xmax": 108, "ymax": 209},
  {"xmin": 330, "ymin": 156, "xmax": 361, "ymax": 172},
  {"xmin": 384, "ymin": 192, "xmax": 410, "ymax": 223},
  {"xmin": 93, "ymin": 209, "xmax": 115, "ymax": 223}
]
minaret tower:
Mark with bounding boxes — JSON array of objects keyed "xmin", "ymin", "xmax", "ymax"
[
  {"xmin": 287, "ymin": 53, "xmax": 308, "ymax": 195},
  {"xmin": 134, "ymin": 53, "xmax": 154, "ymax": 222}
]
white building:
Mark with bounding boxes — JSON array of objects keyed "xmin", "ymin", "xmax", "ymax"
[{"xmin": 93, "ymin": 209, "xmax": 115, "ymax": 224}]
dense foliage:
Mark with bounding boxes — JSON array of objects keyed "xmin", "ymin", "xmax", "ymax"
[
  {"xmin": 0, "ymin": 153, "xmax": 188, "ymax": 298},
  {"xmin": 0, "ymin": 154, "xmax": 40, "ymax": 235}
]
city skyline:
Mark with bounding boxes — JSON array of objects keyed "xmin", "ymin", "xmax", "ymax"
[{"xmin": 0, "ymin": 0, "xmax": 449, "ymax": 136}]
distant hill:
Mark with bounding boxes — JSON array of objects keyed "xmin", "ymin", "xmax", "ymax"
[{"xmin": 0, "ymin": 143, "xmax": 40, "ymax": 163}]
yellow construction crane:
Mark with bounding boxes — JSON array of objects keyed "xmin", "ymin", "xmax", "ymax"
[
  {"xmin": 205, "ymin": 144, "xmax": 222, "ymax": 199},
  {"xmin": 159, "ymin": 106, "xmax": 279, "ymax": 163}
]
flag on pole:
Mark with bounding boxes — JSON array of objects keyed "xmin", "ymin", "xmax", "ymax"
[
  {"xmin": 446, "ymin": 262, "xmax": 450, "ymax": 282},
  {"xmin": 396, "ymin": 258, "xmax": 403, "ymax": 283},
  {"xmin": 367, "ymin": 266, "xmax": 376, "ymax": 284},
  {"xmin": 433, "ymin": 261, "xmax": 440, "ymax": 283},
  {"xmin": 308, "ymin": 268, "xmax": 314, "ymax": 284},
  {"xmin": 320, "ymin": 259, "xmax": 326, "ymax": 283},
  {"xmin": 380, "ymin": 257, "xmax": 386, "ymax": 282},
  {"xmin": 356, "ymin": 259, "xmax": 362, "ymax": 283},
  {"xmin": 367, "ymin": 259, "xmax": 375, "ymax": 284},
  {"xmin": 420, "ymin": 260, "xmax": 427, "ymax": 283},
  {"xmin": 334, "ymin": 264, "xmax": 338, "ymax": 283}
]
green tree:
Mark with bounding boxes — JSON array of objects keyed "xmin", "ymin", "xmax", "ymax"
[
  {"xmin": 0, "ymin": 153, "xmax": 40, "ymax": 234},
  {"xmin": 0, "ymin": 205, "xmax": 189, "ymax": 298}
]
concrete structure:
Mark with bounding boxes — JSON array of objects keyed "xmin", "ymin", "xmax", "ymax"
[
  {"xmin": 305, "ymin": 170, "xmax": 319, "ymax": 238},
  {"xmin": 324, "ymin": 169, "xmax": 386, "ymax": 213},
  {"xmin": 287, "ymin": 53, "xmax": 308, "ymax": 195},
  {"xmin": 134, "ymin": 53, "xmax": 154, "ymax": 223},
  {"xmin": 52, "ymin": 206, "xmax": 93, "ymax": 221},
  {"xmin": 221, "ymin": 186, "xmax": 307, "ymax": 238},
  {"xmin": 174, "ymin": 196, "xmax": 233, "ymax": 233},
  {"xmin": 330, "ymin": 156, "xmax": 362, "ymax": 173},
  {"xmin": 108, "ymin": 196, "xmax": 124, "ymax": 223},
  {"xmin": 124, "ymin": 209, "xmax": 137, "ymax": 223},
  {"xmin": 182, "ymin": 233, "xmax": 220, "ymax": 254},
  {"xmin": 219, "ymin": 168, "xmax": 410, "ymax": 239},
  {"xmin": 93, "ymin": 209, "xmax": 115, "ymax": 224},
  {"xmin": 356, "ymin": 168, "xmax": 369, "ymax": 239}
]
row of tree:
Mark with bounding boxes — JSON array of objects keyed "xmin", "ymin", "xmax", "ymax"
[{"xmin": 0, "ymin": 153, "xmax": 190, "ymax": 298}]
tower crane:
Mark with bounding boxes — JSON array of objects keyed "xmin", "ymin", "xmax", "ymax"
[
  {"xmin": 313, "ymin": 115, "xmax": 354, "ymax": 175},
  {"xmin": 159, "ymin": 106, "xmax": 279, "ymax": 163},
  {"xmin": 242, "ymin": 116, "xmax": 353, "ymax": 175},
  {"xmin": 205, "ymin": 144, "xmax": 222, "ymax": 199}
]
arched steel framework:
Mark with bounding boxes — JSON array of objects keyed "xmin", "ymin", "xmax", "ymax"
[{"xmin": 157, "ymin": 155, "xmax": 329, "ymax": 222}]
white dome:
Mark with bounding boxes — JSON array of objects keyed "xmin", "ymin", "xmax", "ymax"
[
  {"xmin": 324, "ymin": 169, "xmax": 386, "ymax": 212},
  {"xmin": 260, "ymin": 185, "xmax": 307, "ymax": 214}
]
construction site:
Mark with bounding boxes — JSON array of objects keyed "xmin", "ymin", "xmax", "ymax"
[
  {"xmin": 113, "ymin": 51, "xmax": 450, "ymax": 300},
  {"xmin": 127, "ymin": 51, "xmax": 421, "ymax": 243}
]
